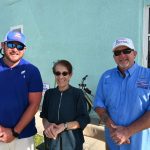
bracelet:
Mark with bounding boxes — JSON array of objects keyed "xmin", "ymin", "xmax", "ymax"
[
  {"xmin": 64, "ymin": 122, "xmax": 68, "ymax": 130},
  {"xmin": 11, "ymin": 128, "xmax": 19, "ymax": 138}
]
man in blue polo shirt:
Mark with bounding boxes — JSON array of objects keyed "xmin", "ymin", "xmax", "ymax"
[
  {"xmin": 94, "ymin": 38, "xmax": 150, "ymax": 150},
  {"xmin": 0, "ymin": 31, "xmax": 43, "ymax": 150}
]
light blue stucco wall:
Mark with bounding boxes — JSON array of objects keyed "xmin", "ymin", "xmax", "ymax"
[
  {"xmin": 0, "ymin": 0, "xmax": 146, "ymax": 109},
  {"xmin": 145, "ymin": 0, "xmax": 150, "ymax": 4}
]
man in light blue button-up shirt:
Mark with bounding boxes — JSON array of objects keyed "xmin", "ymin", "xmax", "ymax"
[{"xmin": 94, "ymin": 38, "xmax": 150, "ymax": 150}]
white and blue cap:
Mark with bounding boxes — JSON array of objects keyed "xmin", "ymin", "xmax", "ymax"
[
  {"xmin": 112, "ymin": 38, "xmax": 135, "ymax": 51},
  {"xmin": 4, "ymin": 31, "xmax": 26, "ymax": 46}
]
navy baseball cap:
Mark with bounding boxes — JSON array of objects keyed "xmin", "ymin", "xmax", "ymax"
[{"xmin": 4, "ymin": 31, "xmax": 26, "ymax": 46}]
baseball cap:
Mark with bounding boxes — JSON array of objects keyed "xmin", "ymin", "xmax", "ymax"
[
  {"xmin": 112, "ymin": 38, "xmax": 135, "ymax": 51},
  {"xmin": 4, "ymin": 31, "xmax": 26, "ymax": 46}
]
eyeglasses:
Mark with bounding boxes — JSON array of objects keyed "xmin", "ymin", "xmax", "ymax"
[
  {"xmin": 113, "ymin": 49, "xmax": 134, "ymax": 56},
  {"xmin": 5, "ymin": 42, "xmax": 25, "ymax": 51},
  {"xmin": 54, "ymin": 71, "xmax": 69, "ymax": 76}
]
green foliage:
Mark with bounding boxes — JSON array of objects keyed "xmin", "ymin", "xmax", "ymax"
[{"xmin": 34, "ymin": 134, "xmax": 44, "ymax": 148}]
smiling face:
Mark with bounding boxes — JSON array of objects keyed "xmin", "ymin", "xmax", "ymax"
[
  {"xmin": 1, "ymin": 41, "xmax": 26, "ymax": 67},
  {"xmin": 54, "ymin": 64, "xmax": 72, "ymax": 91},
  {"xmin": 113, "ymin": 46, "xmax": 137, "ymax": 72}
]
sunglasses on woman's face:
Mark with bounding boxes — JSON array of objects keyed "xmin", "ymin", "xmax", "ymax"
[
  {"xmin": 54, "ymin": 71, "xmax": 69, "ymax": 76},
  {"xmin": 113, "ymin": 48, "xmax": 134, "ymax": 56},
  {"xmin": 5, "ymin": 41, "xmax": 25, "ymax": 51}
]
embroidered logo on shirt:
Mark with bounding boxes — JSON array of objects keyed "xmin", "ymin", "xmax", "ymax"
[
  {"xmin": 21, "ymin": 70, "xmax": 25, "ymax": 74},
  {"xmin": 136, "ymin": 80, "xmax": 150, "ymax": 89},
  {"xmin": 21, "ymin": 70, "xmax": 26, "ymax": 78}
]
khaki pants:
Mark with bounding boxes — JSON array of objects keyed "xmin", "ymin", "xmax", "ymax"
[{"xmin": 0, "ymin": 136, "xmax": 34, "ymax": 150}]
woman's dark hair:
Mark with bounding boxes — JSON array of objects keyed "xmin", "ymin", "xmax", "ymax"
[{"xmin": 52, "ymin": 60, "xmax": 73, "ymax": 74}]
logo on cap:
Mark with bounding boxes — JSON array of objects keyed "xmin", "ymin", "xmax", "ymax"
[
  {"xmin": 14, "ymin": 33, "xmax": 22, "ymax": 39},
  {"xmin": 116, "ymin": 39, "xmax": 128, "ymax": 45}
]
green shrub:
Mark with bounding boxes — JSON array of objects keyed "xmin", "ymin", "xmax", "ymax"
[{"xmin": 34, "ymin": 134, "xmax": 44, "ymax": 148}]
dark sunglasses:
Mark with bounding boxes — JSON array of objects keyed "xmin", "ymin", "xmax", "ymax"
[
  {"xmin": 5, "ymin": 42, "xmax": 25, "ymax": 51},
  {"xmin": 54, "ymin": 71, "xmax": 69, "ymax": 76},
  {"xmin": 113, "ymin": 49, "xmax": 134, "ymax": 56}
]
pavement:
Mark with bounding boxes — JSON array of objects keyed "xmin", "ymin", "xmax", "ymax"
[{"xmin": 35, "ymin": 111, "xmax": 107, "ymax": 150}]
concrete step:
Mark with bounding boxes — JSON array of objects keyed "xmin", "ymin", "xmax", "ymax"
[{"xmin": 83, "ymin": 124, "xmax": 106, "ymax": 150}]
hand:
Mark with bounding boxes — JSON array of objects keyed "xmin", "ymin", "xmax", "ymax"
[
  {"xmin": 56, "ymin": 123, "xmax": 66, "ymax": 134},
  {"xmin": 44, "ymin": 123, "xmax": 66, "ymax": 139},
  {"xmin": 0, "ymin": 126, "xmax": 15, "ymax": 143},
  {"xmin": 44, "ymin": 123, "xmax": 59, "ymax": 139},
  {"xmin": 110, "ymin": 124, "xmax": 131, "ymax": 145}
]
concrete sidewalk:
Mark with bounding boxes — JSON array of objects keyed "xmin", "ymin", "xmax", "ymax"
[{"xmin": 35, "ymin": 111, "xmax": 107, "ymax": 150}]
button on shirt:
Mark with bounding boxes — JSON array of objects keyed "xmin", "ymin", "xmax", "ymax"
[{"xmin": 94, "ymin": 63, "xmax": 150, "ymax": 150}]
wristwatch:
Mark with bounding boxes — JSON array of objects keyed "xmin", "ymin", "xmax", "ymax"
[
  {"xmin": 11, "ymin": 128, "xmax": 19, "ymax": 138},
  {"xmin": 64, "ymin": 122, "xmax": 68, "ymax": 130}
]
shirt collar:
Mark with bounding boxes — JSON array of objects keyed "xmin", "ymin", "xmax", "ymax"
[
  {"xmin": 127, "ymin": 63, "xmax": 138, "ymax": 76},
  {"xmin": 0, "ymin": 57, "xmax": 23, "ymax": 68},
  {"xmin": 116, "ymin": 63, "xmax": 138, "ymax": 77}
]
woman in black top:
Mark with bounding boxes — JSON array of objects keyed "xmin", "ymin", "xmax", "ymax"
[{"xmin": 40, "ymin": 60, "xmax": 90, "ymax": 150}]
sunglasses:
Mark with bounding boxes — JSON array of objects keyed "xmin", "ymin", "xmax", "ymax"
[
  {"xmin": 113, "ymin": 49, "xmax": 134, "ymax": 56},
  {"xmin": 54, "ymin": 71, "xmax": 69, "ymax": 76},
  {"xmin": 5, "ymin": 42, "xmax": 25, "ymax": 51}
]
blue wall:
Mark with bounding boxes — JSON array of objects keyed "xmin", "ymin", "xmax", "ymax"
[
  {"xmin": 0, "ymin": 0, "xmax": 145, "ymax": 104},
  {"xmin": 145, "ymin": 0, "xmax": 150, "ymax": 4}
]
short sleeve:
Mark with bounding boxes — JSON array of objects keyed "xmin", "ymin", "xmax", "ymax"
[
  {"xmin": 27, "ymin": 65, "xmax": 43, "ymax": 92},
  {"xmin": 75, "ymin": 89, "xmax": 90, "ymax": 129}
]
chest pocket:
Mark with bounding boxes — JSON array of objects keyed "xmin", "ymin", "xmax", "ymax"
[{"xmin": 103, "ymin": 77, "xmax": 118, "ymax": 110}]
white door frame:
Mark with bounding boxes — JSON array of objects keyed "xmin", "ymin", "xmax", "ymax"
[{"xmin": 142, "ymin": 5, "xmax": 150, "ymax": 67}]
